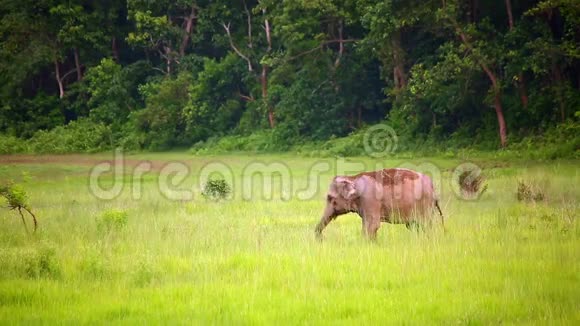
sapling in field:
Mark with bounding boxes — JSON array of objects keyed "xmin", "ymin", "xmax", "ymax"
[{"xmin": 0, "ymin": 182, "xmax": 38, "ymax": 233}]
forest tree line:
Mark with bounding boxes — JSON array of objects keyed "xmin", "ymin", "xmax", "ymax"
[{"xmin": 0, "ymin": 0, "xmax": 579, "ymax": 153}]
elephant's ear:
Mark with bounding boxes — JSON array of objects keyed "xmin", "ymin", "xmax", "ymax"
[{"xmin": 336, "ymin": 177, "xmax": 358, "ymax": 200}]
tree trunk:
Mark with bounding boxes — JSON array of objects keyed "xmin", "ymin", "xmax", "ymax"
[
  {"xmin": 505, "ymin": 0, "xmax": 528, "ymax": 108},
  {"xmin": 73, "ymin": 48, "xmax": 82, "ymax": 81},
  {"xmin": 504, "ymin": 0, "xmax": 514, "ymax": 28},
  {"xmin": 331, "ymin": 20, "xmax": 344, "ymax": 94},
  {"xmin": 243, "ymin": 0, "xmax": 253, "ymax": 48},
  {"xmin": 112, "ymin": 36, "xmax": 119, "ymax": 62},
  {"xmin": 483, "ymin": 66, "xmax": 507, "ymax": 147},
  {"xmin": 54, "ymin": 59, "xmax": 64, "ymax": 98},
  {"xmin": 469, "ymin": 0, "xmax": 479, "ymax": 23},
  {"xmin": 391, "ymin": 30, "xmax": 407, "ymax": 105},
  {"xmin": 493, "ymin": 92, "xmax": 507, "ymax": 148},
  {"xmin": 179, "ymin": 6, "xmax": 197, "ymax": 57},
  {"xmin": 262, "ymin": 64, "xmax": 274, "ymax": 128},
  {"xmin": 348, "ymin": 111, "xmax": 354, "ymax": 130},
  {"xmin": 334, "ymin": 20, "xmax": 344, "ymax": 68},
  {"xmin": 432, "ymin": 111, "xmax": 437, "ymax": 128},
  {"xmin": 457, "ymin": 29, "xmax": 508, "ymax": 147},
  {"xmin": 552, "ymin": 61, "xmax": 566, "ymax": 122},
  {"xmin": 164, "ymin": 46, "xmax": 172, "ymax": 75},
  {"xmin": 263, "ymin": 12, "xmax": 274, "ymax": 128},
  {"xmin": 391, "ymin": 30, "xmax": 406, "ymax": 90},
  {"xmin": 517, "ymin": 74, "xmax": 529, "ymax": 108}
]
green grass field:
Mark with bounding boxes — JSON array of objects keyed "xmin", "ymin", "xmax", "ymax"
[{"xmin": 0, "ymin": 153, "xmax": 578, "ymax": 324}]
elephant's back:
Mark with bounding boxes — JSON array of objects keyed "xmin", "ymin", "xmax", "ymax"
[{"xmin": 378, "ymin": 169, "xmax": 436, "ymax": 222}]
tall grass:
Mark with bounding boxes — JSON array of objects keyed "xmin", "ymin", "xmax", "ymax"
[{"xmin": 0, "ymin": 154, "xmax": 578, "ymax": 323}]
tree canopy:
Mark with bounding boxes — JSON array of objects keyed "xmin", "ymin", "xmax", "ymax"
[{"xmin": 0, "ymin": 0, "xmax": 578, "ymax": 152}]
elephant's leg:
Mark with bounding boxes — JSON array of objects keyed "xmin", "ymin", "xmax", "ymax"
[
  {"xmin": 406, "ymin": 221, "xmax": 420, "ymax": 232},
  {"xmin": 360, "ymin": 218, "xmax": 368, "ymax": 238},
  {"xmin": 418, "ymin": 215, "xmax": 434, "ymax": 232},
  {"xmin": 363, "ymin": 217, "xmax": 381, "ymax": 240}
]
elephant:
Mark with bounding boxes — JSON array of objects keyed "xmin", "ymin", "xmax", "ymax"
[{"xmin": 315, "ymin": 168, "xmax": 443, "ymax": 240}]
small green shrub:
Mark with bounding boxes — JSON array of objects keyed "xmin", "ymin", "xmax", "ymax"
[
  {"xmin": 517, "ymin": 181, "xmax": 545, "ymax": 202},
  {"xmin": 132, "ymin": 257, "xmax": 159, "ymax": 287},
  {"xmin": 97, "ymin": 209, "xmax": 129, "ymax": 232},
  {"xmin": 79, "ymin": 250, "xmax": 109, "ymax": 280},
  {"xmin": 201, "ymin": 179, "xmax": 231, "ymax": 201},
  {"xmin": 24, "ymin": 247, "xmax": 61, "ymax": 279}
]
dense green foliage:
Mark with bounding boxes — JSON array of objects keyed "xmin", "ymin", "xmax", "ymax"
[{"xmin": 0, "ymin": 0, "xmax": 578, "ymax": 154}]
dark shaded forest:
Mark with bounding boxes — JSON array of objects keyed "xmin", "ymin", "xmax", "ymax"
[{"xmin": 0, "ymin": 0, "xmax": 578, "ymax": 155}]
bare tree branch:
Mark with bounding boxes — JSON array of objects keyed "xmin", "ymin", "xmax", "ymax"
[
  {"xmin": 263, "ymin": 10, "xmax": 272, "ymax": 52},
  {"xmin": 54, "ymin": 59, "xmax": 64, "ymax": 98},
  {"xmin": 17, "ymin": 207, "xmax": 29, "ymax": 234},
  {"xmin": 243, "ymin": 0, "xmax": 252, "ymax": 49},
  {"xmin": 322, "ymin": 39, "xmax": 358, "ymax": 45},
  {"xmin": 222, "ymin": 22, "xmax": 253, "ymax": 71},
  {"xmin": 238, "ymin": 92, "xmax": 255, "ymax": 102},
  {"xmin": 334, "ymin": 20, "xmax": 344, "ymax": 68},
  {"xmin": 287, "ymin": 39, "xmax": 359, "ymax": 62},
  {"xmin": 61, "ymin": 68, "xmax": 80, "ymax": 81},
  {"xmin": 23, "ymin": 206, "xmax": 37, "ymax": 233},
  {"xmin": 152, "ymin": 66, "xmax": 167, "ymax": 74}
]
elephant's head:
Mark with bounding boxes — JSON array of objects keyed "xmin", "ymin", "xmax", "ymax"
[{"xmin": 315, "ymin": 177, "xmax": 360, "ymax": 236}]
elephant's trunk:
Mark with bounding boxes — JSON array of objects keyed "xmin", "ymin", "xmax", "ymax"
[
  {"xmin": 315, "ymin": 220, "xmax": 325, "ymax": 235},
  {"xmin": 315, "ymin": 205, "xmax": 335, "ymax": 237}
]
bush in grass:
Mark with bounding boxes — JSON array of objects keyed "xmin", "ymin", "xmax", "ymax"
[
  {"xmin": 201, "ymin": 179, "xmax": 231, "ymax": 201},
  {"xmin": 23, "ymin": 247, "xmax": 61, "ymax": 279},
  {"xmin": 517, "ymin": 181, "xmax": 545, "ymax": 202},
  {"xmin": 97, "ymin": 209, "xmax": 129, "ymax": 232},
  {"xmin": 79, "ymin": 250, "xmax": 109, "ymax": 280},
  {"xmin": 459, "ymin": 170, "xmax": 488, "ymax": 198},
  {"xmin": 132, "ymin": 257, "xmax": 159, "ymax": 287}
]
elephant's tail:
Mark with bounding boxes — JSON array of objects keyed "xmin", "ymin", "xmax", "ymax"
[{"xmin": 435, "ymin": 200, "xmax": 445, "ymax": 231}]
